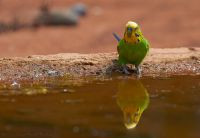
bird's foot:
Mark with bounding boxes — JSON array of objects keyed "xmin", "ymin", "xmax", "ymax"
[
  {"xmin": 136, "ymin": 66, "xmax": 142, "ymax": 78},
  {"xmin": 122, "ymin": 65, "xmax": 130, "ymax": 75}
]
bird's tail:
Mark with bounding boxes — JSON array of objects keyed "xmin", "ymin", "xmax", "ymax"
[{"xmin": 112, "ymin": 32, "xmax": 121, "ymax": 42}]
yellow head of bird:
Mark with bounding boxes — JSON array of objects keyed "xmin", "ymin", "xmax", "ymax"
[
  {"xmin": 123, "ymin": 107, "xmax": 142, "ymax": 129},
  {"xmin": 124, "ymin": 21, "xmax": 143, "ymax": 44}
]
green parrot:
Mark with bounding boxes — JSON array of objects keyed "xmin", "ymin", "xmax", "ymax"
[
  {"xmin": 113, "ymin": 21, "xmax": 150, "ymax": 76},
  {"xmin": 116, "ymin": 79, "xmax": 149, "ymax": 129}
]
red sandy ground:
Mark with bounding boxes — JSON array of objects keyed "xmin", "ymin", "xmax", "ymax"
[{"xmin": 0, "ymin": 0, "xmax": 199, "ymax": 57}]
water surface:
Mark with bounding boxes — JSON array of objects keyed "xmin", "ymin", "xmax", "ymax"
[{"xmin": 0, "ymin": 76, "xmax": 199, "ymax": 138}]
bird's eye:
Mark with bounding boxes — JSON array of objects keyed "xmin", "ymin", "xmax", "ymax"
[{"xmin": 127, "ymin": 27, "xmax": 133, "ymax": 31}]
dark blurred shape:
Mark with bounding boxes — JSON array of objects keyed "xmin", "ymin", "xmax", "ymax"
[
  {"xmin": 0, "ymin": 22, "xmax": 8, "ymax": 33},
  {"xmin": 0, "ymin": 18, "xmax": 26, "ymax": 34},
  {"xmin": 70, "ymin": 3, "xmax": 87, "ymax": 16},
  {"xmin": 0, "ymin": 3, "xmax": 88, "ymax": 34},
  {"xmin": 40, "ymin": 2, "xmax": 49, "ymax": 13},
  {"xmin": 10, "ymin": 17, "xmax": 25, "ymax": 31},
  {"xmin": 116, "ymin": 79, "xmax": 149, "ymax": 129},
  {"xmin": 33, "ymin": 10, "xmax": 78, "ymax": 27},
  {"xmin": 33, "ymin": 3, "xmax": 87, "ymax": 27}
]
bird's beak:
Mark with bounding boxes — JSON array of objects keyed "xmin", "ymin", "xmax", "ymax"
[
  {"xmin": 124, "ymin": 112, "xmax": 139, "ymax": 129},
  {"xmin": 127, "ymin": 27, "xmax": 132, "ymax": 37}
]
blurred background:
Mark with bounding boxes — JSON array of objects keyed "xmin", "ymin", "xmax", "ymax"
[{"xmin": 0, "ymin": 0, "xmax": 199, "ymax": 57}]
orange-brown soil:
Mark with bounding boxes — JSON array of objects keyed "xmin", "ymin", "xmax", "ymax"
[{"xmin": 0, "ymin": 0, "xmax": 199, "ymax": 57}]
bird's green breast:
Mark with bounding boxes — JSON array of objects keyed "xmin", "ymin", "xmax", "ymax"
[{"xmin": 118, "ymin": 38, "xmax": 149, "ymax": 66}]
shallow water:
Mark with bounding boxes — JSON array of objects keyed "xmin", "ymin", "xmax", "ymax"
[{"xmin": 0, "ymin": 76, "xmax": 200, "ymax": 138}]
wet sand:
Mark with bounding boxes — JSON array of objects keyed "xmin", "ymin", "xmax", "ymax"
[{"xmin": 0, "ymin": 48, "xmax": 199, "ymax": 81}]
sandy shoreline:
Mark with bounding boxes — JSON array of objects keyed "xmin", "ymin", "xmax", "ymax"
[{"xmin": 0, "ymin": 47, "xmax": 199, "ymax": 81}]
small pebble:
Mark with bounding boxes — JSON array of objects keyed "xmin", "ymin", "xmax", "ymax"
[
  {"xmin": 70, "ymin": 3, "xmax": 87, "ymax": 16},
  {"xmin": 11, "ymin": 81, "xmax": 20, "ymax": 89},
  {"xmin": 73, "ymin": 126, "xmax": 80, "ymax": 133}
]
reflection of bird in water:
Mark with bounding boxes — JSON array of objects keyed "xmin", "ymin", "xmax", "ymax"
[{"xmin": 116, "ymin": 79, "xmax": 149, "ymax": 129}]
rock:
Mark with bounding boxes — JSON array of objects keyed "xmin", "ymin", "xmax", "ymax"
[
  {"xmin": 33, "ymin": 8, "xmax": 79, "ymax": 26},
  {"xmin": 69, "ymin": 3, "xmax": 87, "ymax": 16}
]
